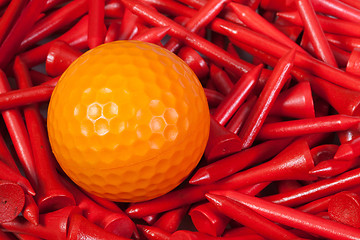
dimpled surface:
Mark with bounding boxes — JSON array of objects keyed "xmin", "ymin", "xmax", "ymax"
[{"xmin": 47, "ymin": 41, "xmax": 210, "ymax": 202}]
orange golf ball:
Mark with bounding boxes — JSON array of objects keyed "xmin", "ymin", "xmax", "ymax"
[{"xmin": 47, "ymin": 41, "xmax": 210, "ymax": 202}]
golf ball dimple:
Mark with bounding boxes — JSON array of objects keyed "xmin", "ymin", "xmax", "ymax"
[{"xmin": 47, "ymin": 40, "xmax": 210, "ymax": 202}]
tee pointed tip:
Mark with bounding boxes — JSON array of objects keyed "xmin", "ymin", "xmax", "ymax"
[
  {"xmin": 308, "ymin": 161, "xmax": 332, "ymax": 177},
  {"xmin": 189, "ymin": 169, "xmax": 211, "ymax": 185},
  {"xmin": 334, "ymin": 144, "xmax": 354, "ymax": 160},
  {"xmin": 205, "ymin": 192, "xmax": 225, "ymax": 207}
]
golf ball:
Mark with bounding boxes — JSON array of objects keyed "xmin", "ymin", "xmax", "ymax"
[{"xmin": 47, "ymin": 40, "xmax": 210, "ymax": 202}]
